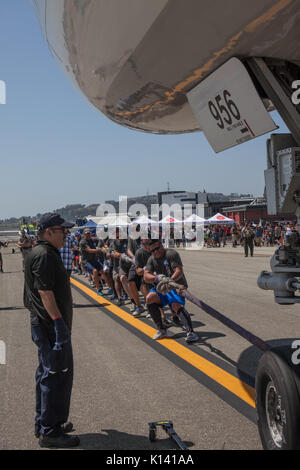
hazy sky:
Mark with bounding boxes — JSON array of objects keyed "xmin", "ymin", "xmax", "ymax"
[{"xmin": 0, "ymin": 1, "xmax": 290, "ymax": 220}]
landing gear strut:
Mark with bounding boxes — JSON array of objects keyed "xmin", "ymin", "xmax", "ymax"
[{"xmin": 246, "ymin": 58, "xmax": 300, "ymax": 450}]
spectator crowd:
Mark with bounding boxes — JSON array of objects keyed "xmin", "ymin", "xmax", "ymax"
[{"xmin": 202, "ymin": 221, "xmax": 298, "ymax": 248}]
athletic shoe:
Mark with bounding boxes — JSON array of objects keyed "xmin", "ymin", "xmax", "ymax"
[
  {"xmin": 107, "ymin": 288, "xmax": 114, "ymax": 296},
  {"xmin": 39, "ymin": 433, "xmax": 80, "ymax": 449},
  {"xmin": 129, "ymin": 302, "xmax": 136, "ymax": 313},
  {"xmin": 186, "ymin": 331, "xmax": 199, "ymax": 343},
  {"xmin": 133, "ymin": 306, "xmax": 145, "ymax": 317},
  {"xmin": 97, "ymin": 290, "xmax": 104, "ymax": 296},
  {"xmin": 116, "ymin": 298, "xmax": 123, "ymax": 306},
  {"xmin": 153, "ymin": 329, "xmax": 168, "ymax": 340},
  {"xmin": 121, "ymin": 293, "xmax": 128, "ymax": 301},
  {"xmin": 110, "ymin": 294, "xmax": 117, "ymax": 301}
]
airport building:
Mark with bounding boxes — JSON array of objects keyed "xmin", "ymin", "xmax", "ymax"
[
  {"xmin": 104, "ymin": 191, "xmax": 257, "ymax": 220},
  {"xmin": 223, "ymin": 199, "xmax": 296, "ymax": 224}
]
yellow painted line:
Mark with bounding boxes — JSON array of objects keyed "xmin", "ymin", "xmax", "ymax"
[{"xmin": 71, "ymin": 277, "xmax": 256, "ymax": 408}]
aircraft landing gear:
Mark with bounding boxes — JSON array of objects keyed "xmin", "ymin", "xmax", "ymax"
[
  {"xmin": 244, "ymin": 57, "xmax": 300, "ymax": 450},
  {"xmin": 255, "ymin": 351, "xmax": 300, "ymax": 450}
]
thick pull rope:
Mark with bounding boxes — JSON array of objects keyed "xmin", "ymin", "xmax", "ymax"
[{"xmin": 157, "ymin": 278, "xmax": 270, "ymax": 352}]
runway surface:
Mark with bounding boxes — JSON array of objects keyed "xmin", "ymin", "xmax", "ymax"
[{"xmin": 1, "ymin": 244, "xmax": 299, "ymax": 450}]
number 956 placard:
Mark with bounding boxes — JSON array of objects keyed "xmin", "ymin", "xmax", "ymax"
[{"xmin": 187, "ymin": 58, "xmax": 277, "ymax": 153}]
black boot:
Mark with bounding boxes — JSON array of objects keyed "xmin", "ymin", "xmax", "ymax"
[
  {"xmin": 39, "ymin": 433, "xmax": 80, "ymax": 448},
  {"xmin": 35, "ymin": 421, "xmax": 74, "ymax": 438}
]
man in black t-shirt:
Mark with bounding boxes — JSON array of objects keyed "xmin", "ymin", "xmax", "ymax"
[
  {"xmin": 109, "ymin": 228, "xmax": 128, "ymax": 306},
  {"xmin": 127, "ymin": 238, "xmax": 152, "ymax": 316},
  {"xmin": 80, "ymin": 229, "xmax": 108, "ymax": 295},
  {"xmin": 144, "ymin": 240, "xmax": 198, "ymax": 343},
  {"xmin": 24, "ymin": 213, "xmax": 80, "ymax": 449}
]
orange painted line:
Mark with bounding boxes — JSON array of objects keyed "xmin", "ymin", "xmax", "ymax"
[
  {"xmin": 244, "ymin": 0, "xmax": 292, "ymax": 33},
  {"xmin": 71, "ymin": 277, "xmax": 256, "ymax": 408},
  {"xmin": 115, "ymin": 0, "xmax": 292, "ymax": 119}
]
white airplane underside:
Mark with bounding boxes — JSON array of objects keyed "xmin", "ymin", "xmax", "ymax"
[{"xmin": 32, "ymin": 0, "xmax": 300, "ymax": 134}]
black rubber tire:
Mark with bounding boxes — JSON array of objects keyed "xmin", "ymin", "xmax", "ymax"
[
  {"xmin": 149, "ymin": 429, "xmax": 156, "ymax": 442},
  {"xmin": 255, "ymin": 350, "xmax": 300, "ymax": 450}
]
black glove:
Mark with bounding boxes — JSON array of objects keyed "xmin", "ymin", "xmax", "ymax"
[{"xmin": 53, "ymin": 317, "xmax": 70, "ymax": 350}]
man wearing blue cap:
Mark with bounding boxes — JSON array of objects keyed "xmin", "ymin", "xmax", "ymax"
[{"xmin": 24, "ymin": 213, "xmax": 80, "ymax": 448}]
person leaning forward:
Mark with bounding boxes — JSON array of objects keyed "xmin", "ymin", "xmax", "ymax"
[{"xmin": 23, "ymin": 212, "xmax": 80, "ymax": 448}]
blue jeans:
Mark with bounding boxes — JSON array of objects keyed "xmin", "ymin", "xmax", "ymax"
[{"xmin": 31, "ymin": 321, "xmax": 73, "ymax": 437}]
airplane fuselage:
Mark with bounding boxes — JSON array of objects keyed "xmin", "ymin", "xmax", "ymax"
[{"xmin": 32, "ymin": 0, "xmax": 300, "ymax": 134}]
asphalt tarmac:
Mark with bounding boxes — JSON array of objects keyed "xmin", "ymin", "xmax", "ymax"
[{"xmin": 1, "ymin": 244, "xmax": 298, "ymax": 450}]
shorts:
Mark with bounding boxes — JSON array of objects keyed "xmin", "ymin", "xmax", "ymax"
[
  {"xmin": 127, "ymin": 265, "xmax": 142, "ymax": 290},
  {"xmin": 149, "ymin": 288, "xmax": 185, "ymax": 309},
  {"xmin": 103, "ymin": 260, "xmax": 111, "ymax": 273},
  {"xmin": 119, "ymin": 266, "xmax": 130, "ymax": 278},
  {"xmin": 83, "ymin": 261, "xmax": 103, "ymax": 274}
]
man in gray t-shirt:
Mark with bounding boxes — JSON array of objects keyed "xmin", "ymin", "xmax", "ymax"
[
  {"xmin": 145, "ymin": 248, "xmax": 188, "ymax": 289},
  {"xmin": 144, "ymin": 240, "xmax": 198, "ymax": 343},
  {"xmin": 127, "ymin": 237, "xmax": 141, "ymax": 258}
]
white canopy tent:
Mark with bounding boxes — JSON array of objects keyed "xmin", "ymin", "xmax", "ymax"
[
  {"xmin": 184, "ymin": 214, "xmax": 206, "ymax": 224},
  {"xmin": 159, "ymin": 215, "xmax": 182, "ymax": 225},
  {"xmin": 129, "ymin": 215, "xmax": 160, "ymax": 239},
  {"xmin": 206, "ymin": 213, "xmax": 234, "ymax": 224},
  {"xmin": 86, "ymin": 214, "xmax": 130, "ymax": 227},
  {"xmin": 107, "ymin": 216, "xmax": 130, "ymax": 227},
  {"xmin": 130, "ymin": 215, "xmax": 159, "ymax": 226}
]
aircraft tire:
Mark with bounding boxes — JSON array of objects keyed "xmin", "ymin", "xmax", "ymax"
[{"xmin": 256, "ymin": 350, "xmax": 300, "ymax": 450}]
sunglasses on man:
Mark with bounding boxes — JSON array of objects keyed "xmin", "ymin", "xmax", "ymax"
[{"xmin": 150, "ymin": 245, "xmax": 162, "ymax": 253}]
